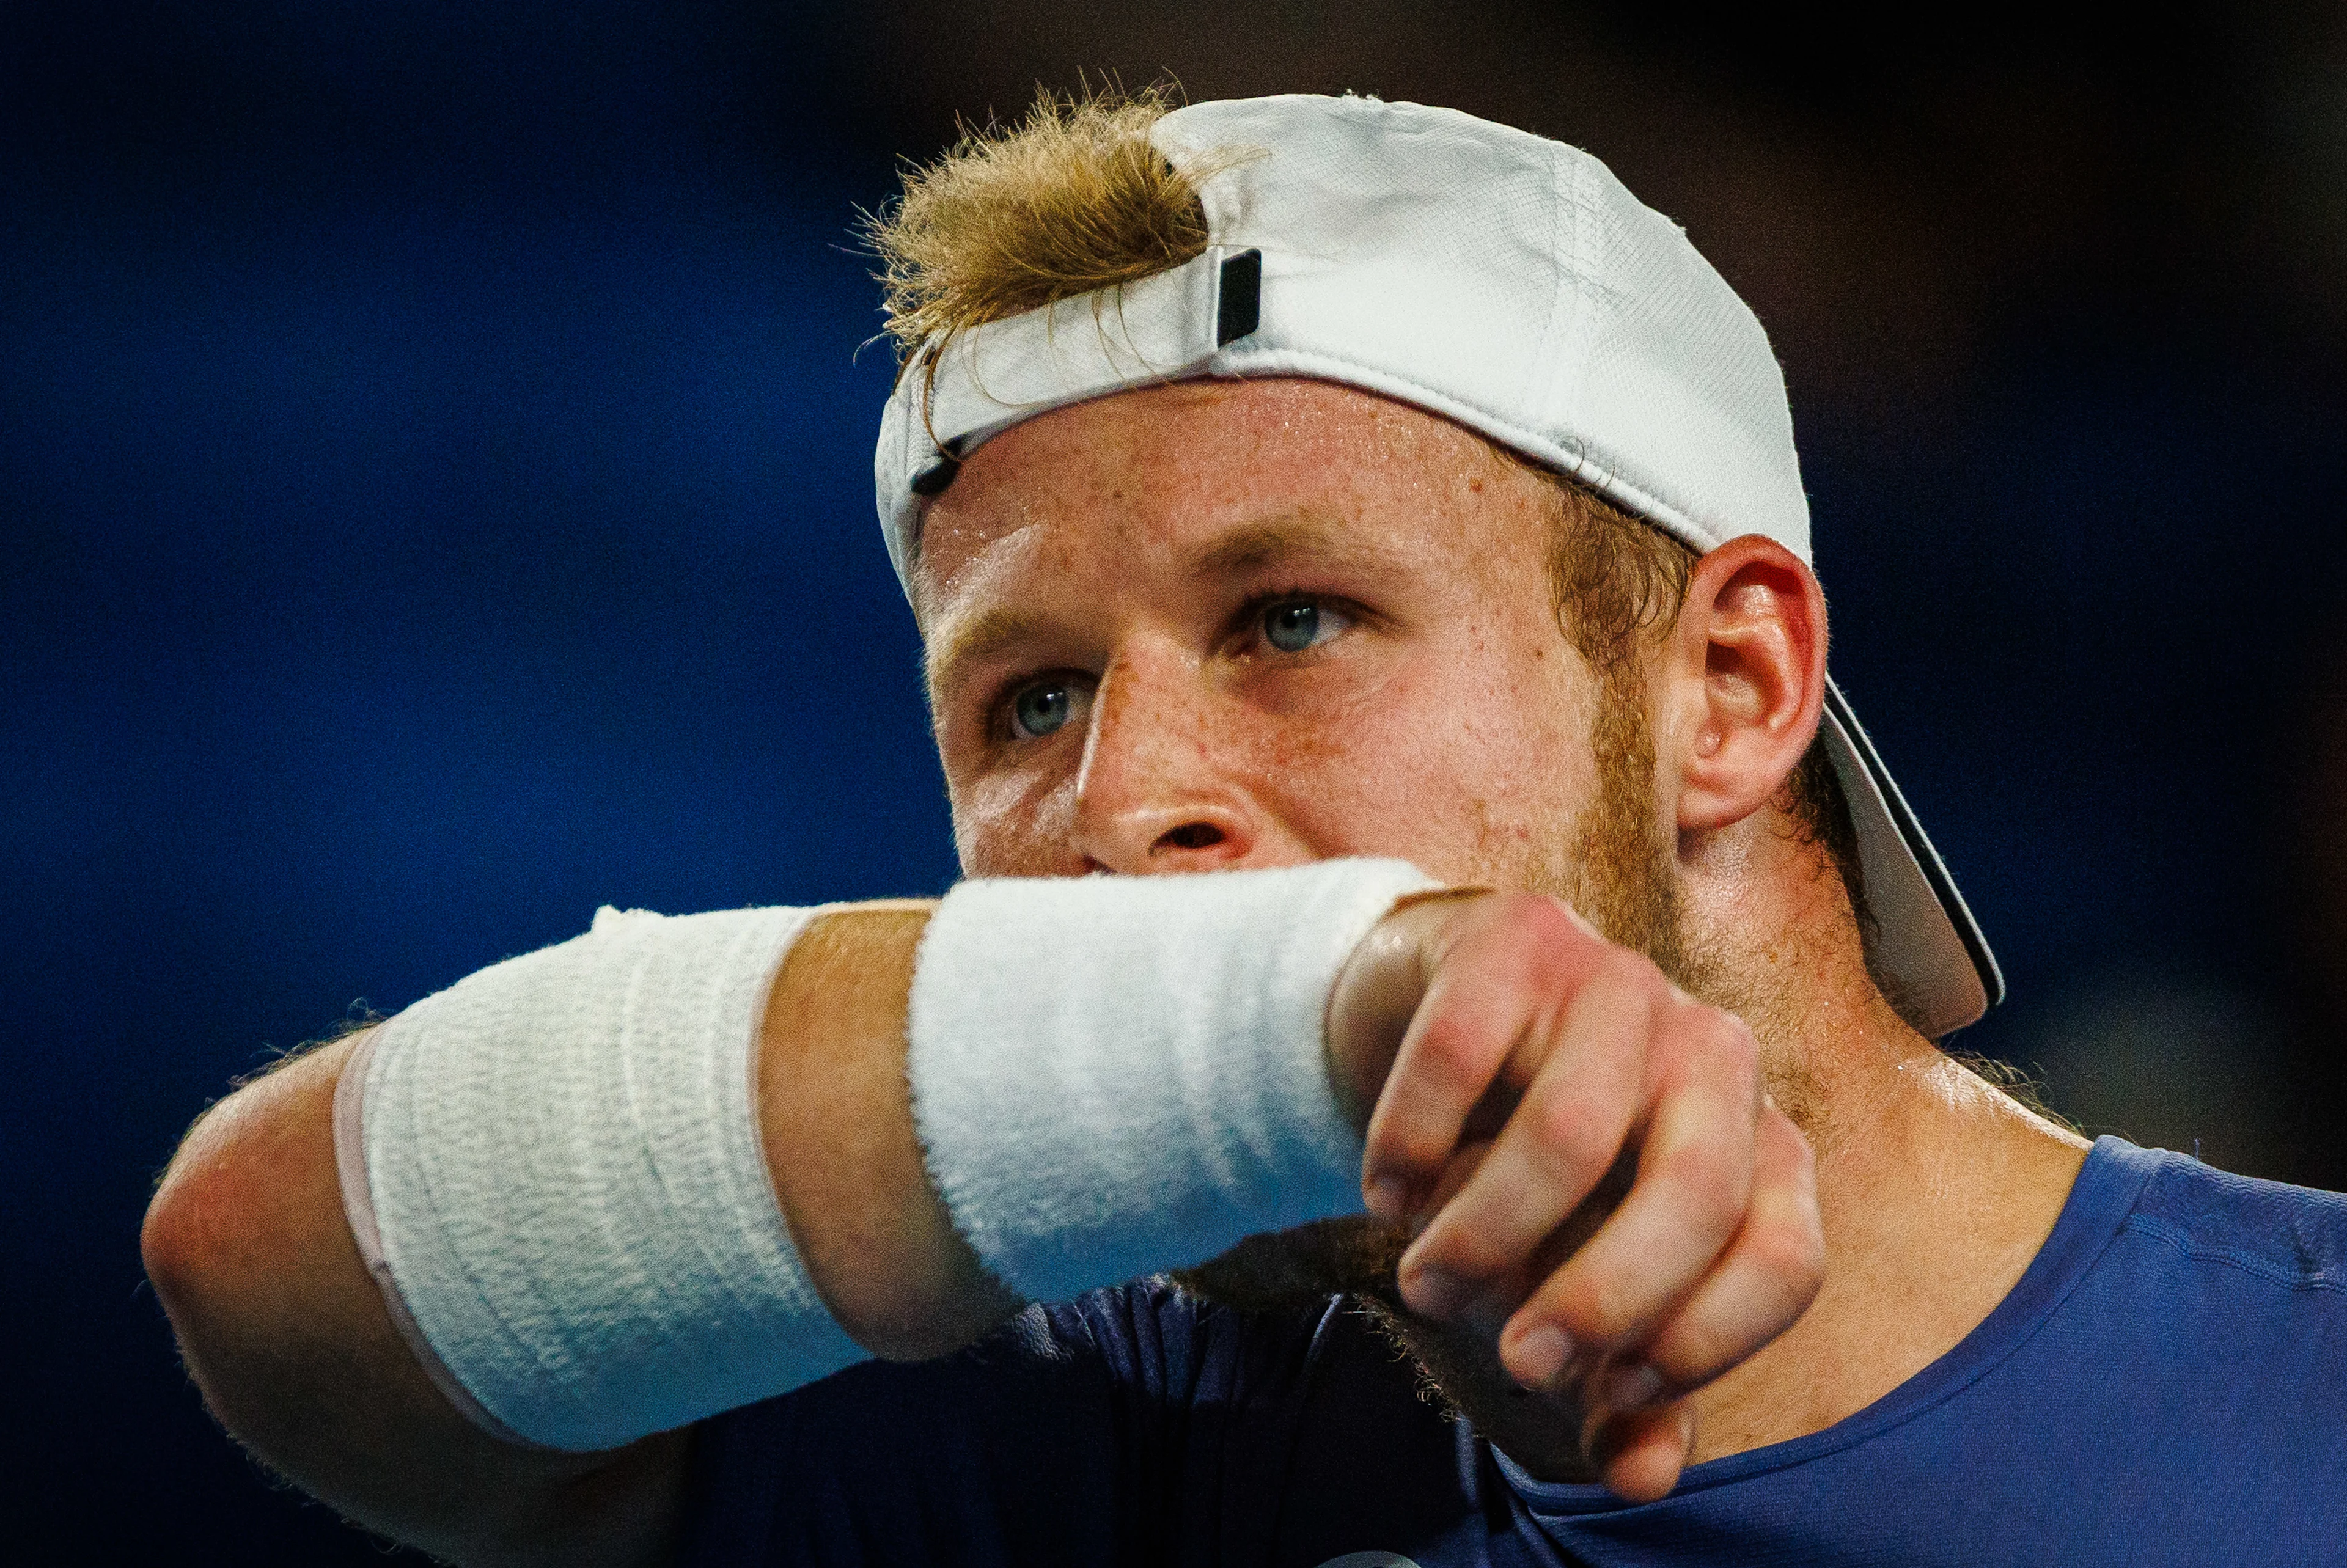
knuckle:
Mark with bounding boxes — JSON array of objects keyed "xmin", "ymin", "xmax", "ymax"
[
  {"xmin": 1644, "ymin": 1321, "xmax": 1732, "ymax": 1391},
  {"xmin": 1520, "ymin": 893, "xmax": 1579, "ymax": 947},
  {"xmin": 1587, "ymin": 948, "xmax": 1664, "ymax": 1015},
  {"xmin": 1655, "ymin": 1011, "xmax": 1758, "ymax": 1105},
  {"xmin": 1481, "ymin": 895, "xmax": 1572, "ymax": 983},
  {"xmin": 1374, "ymin": 1121, "xmax": 1455, "ymax": 1176},
  {"xmin": 1525, "ymin": 1083, "xmax": 1614, "ymax": 1182},
  {"xmin": 1424, "ymin": 1221, "xmax": 1514, "ymax": 1282},
  {"xmin": 1674, "ymin": 1003, "xmax": 1755, "ymax": 1071},
  {"xmin": 1591, "ymin": 944, "xmax": 1651, "ymax": 989},
  {"xmin": 1495, "ymin": 888, "xmax": 1554, "ymax": 925},
  {"xmin": 1707, "ymin": 1011, "xmax": 1760, "ymax": 1072},
  {"xmin": 1544, "ymin": 1268, "xmax": 1637, "ymax": 1347},
  {"xmin": 1361, "ymin": 1126, "xmax": 1422, "ymax": 1177},
  {"xmin": 1659, "ymin": 1140, "xmax": 1749, "ymax": 1225},
  {"xmin": 1771, "ymin": 1110, "xmax": 1821, "ymax": 1178},
  {"xmin": 1467, "ymin": 890, "xmax": 1544, "ymax": 949},
  {"xmin": 1416, "ymin": 1011, "xmax": 1496, "ymax": 1088},
  {"xmin": 1364, "ymin": 1105, "xmax": 1453, "ymax": 1175},
  {"xmin": 1788, "ymin": 1135, "xmax": 1821, "ymax": 1193},
  {"xmin": 1746, "ymin": 1208, "xmax": 1828, "ymax": 1296}
]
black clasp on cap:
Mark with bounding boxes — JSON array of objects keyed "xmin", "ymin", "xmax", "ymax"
[
  {"xmin": 909, "ymin": 434, "xmax": 968, "ymax": 497},
  {"xmin": 1216, "ymin": 249, "xmax": 1262, "ymax": 346},
  {"xmin": 909, "ymin": 252, "xmax": 1262, "ymax": 503}
]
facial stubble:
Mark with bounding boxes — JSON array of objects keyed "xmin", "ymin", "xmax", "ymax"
[
  {"xmin": 1176, "ymin": 664, "xmax": 1719, "ymax": 1289},
  {"xmin": 1171, "ymin": 664, "xmax": 1799, "ymax": 1478}
]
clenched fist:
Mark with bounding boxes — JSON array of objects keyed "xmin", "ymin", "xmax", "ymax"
[{"xmin": 1326, "ymin": 889, "xmax": 1825, "ymax": 1501}]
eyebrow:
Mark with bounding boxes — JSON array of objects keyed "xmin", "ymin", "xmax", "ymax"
[
  {"xmin": 925, "ymin": 605, "xmax": 1055, "ymax": 697},
  {"xmin": 1190, "ymin": 511, "xmax": 1415, "ymax": 580}
]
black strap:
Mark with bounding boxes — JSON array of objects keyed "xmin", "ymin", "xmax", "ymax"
[{"xmin": 1217, "ymin": 249, "xmax": 1263, "ymax": 346}]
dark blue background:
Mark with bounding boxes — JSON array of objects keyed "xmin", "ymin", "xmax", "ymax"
[{"xmin": 7, "ymin": 3, "xmax": 2344, "ymax": 1559}]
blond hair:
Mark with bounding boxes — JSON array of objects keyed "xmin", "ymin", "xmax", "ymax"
[
  {"xmin": 867, "ymin": 87, "xmax": 1875, "ymax": 951},
  {"xmin": 868, "ymin": 86, "xmax": 1238, "ymax": 359}
]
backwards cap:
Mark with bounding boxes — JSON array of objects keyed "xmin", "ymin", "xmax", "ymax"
[{"xmin": 873, "ymin": 93, "xmax": 2002, "ymax": 1037}]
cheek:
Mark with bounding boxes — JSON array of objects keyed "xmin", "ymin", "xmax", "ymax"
[
  {"xmin": 947, "ymin": 766, "xmax": 1079, "ymax": 878},
  {"xmin": 1249, "ymin": 652, "xmax": 1600, "ymax": 884}
]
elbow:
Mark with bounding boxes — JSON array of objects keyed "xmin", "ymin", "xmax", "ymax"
[
  {"xmin": 144, "ymin": 1103, "xmax": 229, "ymax": 1324},
  {"xmin": 141, "ymin": 1163, "xmax": 193, "ymax": 1321},
  {"xmin": 144, "ymin": 1118, "xmax": 243, "ymax": 1332},
  {"xmin": 138, "ymin": 1040, "xmax": 356, "ymax": 1412},
  {"xmin": 142, "ymin": 1093, "xmax": 268, "ymax": 1372}
]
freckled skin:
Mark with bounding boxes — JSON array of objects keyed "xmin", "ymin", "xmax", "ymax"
[
  {"xmin": 914, "ymin": 373, "xmax": 2096, "ymax": 1476},
  {"xmin": 917, "ymin": 378, "xmax": 1605, "ymax": 894}
]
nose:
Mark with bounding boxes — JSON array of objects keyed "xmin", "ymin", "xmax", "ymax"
[{"xmin": 1070, "ymin": 649, "xmax": 1263, "ymax": 875}]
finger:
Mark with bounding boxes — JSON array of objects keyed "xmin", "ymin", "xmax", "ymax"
[
  {"xmin": 1395, "ymin": 951, "xmax": 1656, "ymax": 1318},
  {"xmin": 1409, "ymin": 1138, "xmax": 1499, "ymax": 1244},
  {"xmin": 1588, "ymin": 1399, "xmax": 1696, "ymax": 1504},
  {"xmin": 1359, "ymin": 894, "xmax": 1589, "ymax": 1218},
  {"xmin": 1505, "ymin": 1003, "xmax": 1760, "ymax": 1361},
  {"xmin": 1629, "ymin": 1102, "xmax": 1823, "ymax": 1396}
]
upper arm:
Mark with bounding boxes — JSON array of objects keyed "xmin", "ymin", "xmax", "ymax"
[{"xmin": 142, "ymin": 1035, "xmax": 689, "ymax": 1567}]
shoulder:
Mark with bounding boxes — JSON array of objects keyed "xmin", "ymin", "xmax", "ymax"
[
  {"xmin": 2008, "ymin": 1141, "xmax": 2347, "ymax": 1544},
  {"xmin": 2108, "ymin": 1137, "xmax": 2347, "ymax": 1295}
]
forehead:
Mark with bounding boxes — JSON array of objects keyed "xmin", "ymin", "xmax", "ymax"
[{"xmin": 909, "ymin": 377, "xmax": 1538, "ymax": 626}]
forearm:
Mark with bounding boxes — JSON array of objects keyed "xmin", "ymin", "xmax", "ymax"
[{"xmin": 755, "ymin": 903, "xmax": 1021, "ymax": 1358}]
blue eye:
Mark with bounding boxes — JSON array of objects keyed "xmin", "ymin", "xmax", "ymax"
[
  {"xmin": 1008, "ymin": 678, "xmax": 1087, "ymax": 740},
  {"xmin": 1263, "ymin": 600, "xmax": 1323, "ymax": 653}
]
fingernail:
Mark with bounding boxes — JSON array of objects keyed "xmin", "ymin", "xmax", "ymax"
[
  {"xmin": 1402, "ymin": 1265, "xmax": 1472, "ymax": 1319},
  {"xmin": 1506, "ymin": 1323, "xmax": 1576, "ymax": 1389},
  {"xmin": 1365, "ymin": 1175, "xmax": 1410, "ymax": 1222},
  {"xmin": 1601, "ymin": 1363, "xmax": 1665, "ymax": 1413}
]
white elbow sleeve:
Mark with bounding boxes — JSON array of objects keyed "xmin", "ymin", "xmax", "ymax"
[
  {"xmin": 339, "ymin": 859, "xmax": 1433, "ymax": 1453},
  {"xmin": 336, "ymin": 905, "xmax": 865, "ymax": 1452}
]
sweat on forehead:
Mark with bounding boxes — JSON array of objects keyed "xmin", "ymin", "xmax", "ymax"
[{"xmin": 908, "ymin": 377, "xmax": 1537, "ymax": 623}]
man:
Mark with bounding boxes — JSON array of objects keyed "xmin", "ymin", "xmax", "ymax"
[{"xmin": 143, "ymin": 92, "xmax": 2346, "ymax": 1566}]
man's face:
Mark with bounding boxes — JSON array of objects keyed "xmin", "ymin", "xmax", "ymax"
[
  {"xmin": 915, "ymin": 375, "xmax": 1691, "ymax": 1330},
  {"xmin": 916, "ymin": 377, "xmax": 1622, "ymax": 895}
]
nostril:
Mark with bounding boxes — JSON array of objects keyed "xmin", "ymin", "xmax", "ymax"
[{"xmin": 1156, "ymin": 822, "xmax": 1226, "ymax": 853}]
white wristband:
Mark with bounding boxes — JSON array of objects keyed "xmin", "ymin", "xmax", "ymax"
[
  {"xmin": 339, "ymin": 906, "xmax": 865, "ymax": 1453},
  {"xmin": 908, "ymin": 859, "xmax": 1435, "ymax": 1305}
]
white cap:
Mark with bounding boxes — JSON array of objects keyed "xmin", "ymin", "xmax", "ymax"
[{"xmin": 873, "ymin": 93, "xmax": 2002, "ymax": 1037}]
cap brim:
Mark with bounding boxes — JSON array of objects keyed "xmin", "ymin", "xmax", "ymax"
[{"xmin": 1820, "ymin": 678, "xmax": 2003, "ymax": 1038}]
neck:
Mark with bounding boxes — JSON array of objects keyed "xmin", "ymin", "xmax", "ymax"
[{"xmin": 1411, "ymin": 816, "xmax": 2091, "ymax": 1479}]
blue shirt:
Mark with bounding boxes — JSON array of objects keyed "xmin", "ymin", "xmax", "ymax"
[{"xmin": 682, "ymin": 1139, "xmax": 2347, "ymax": 1566}]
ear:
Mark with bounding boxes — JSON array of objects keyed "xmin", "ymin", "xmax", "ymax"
[{"xmin": 1662, "ymin": 535, "xmax": 1827, "ymax": 833}]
